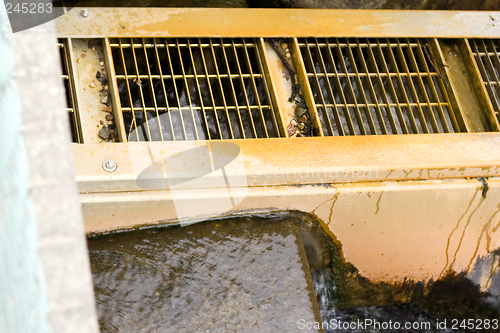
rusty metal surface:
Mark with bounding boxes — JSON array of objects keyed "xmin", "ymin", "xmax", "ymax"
[
  {"xmin": 435, "ymin": 39, "xmax": 499, "ymax": 132},
  {"xmin": 70, "ymin": 38, "xmax": 112, "ymax": 143},
  {"xmin": 78, "ymin": 176, "xmax": 500, "ymax": 287},
  {"xmin": 57, "ymin": 7, "xmax": 500, "ymax": 287},
  {"xmin": 72, "ymin": 133, "xmax": 500, "ymax": 193},
  {"xmin": 103, "ymin": 38, "xmax": 127, "ymax": 142},
  {"xmin": 260, "ymin": 38, "xmax": 295, "ymax": 137},
  {"xmin": 54, "ymin": 8, "xmax": 500, "ymax": 39}
]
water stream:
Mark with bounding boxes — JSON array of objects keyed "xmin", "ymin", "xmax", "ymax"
[
  {"xmin": 88, "ymin": 212, "xmax": 500, "ymax": 332},
  {"xmin": 88, "ymin": 213, "xmax": 322, "ymax": 332}
]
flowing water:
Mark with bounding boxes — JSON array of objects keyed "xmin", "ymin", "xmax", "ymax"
[
  {"xmin": 88, "ymin": 213, "xmax": 323, "ymax": 332},
  {"xmin": 88, "ymin": 212, "xmax": 500, "ymax": 332}
]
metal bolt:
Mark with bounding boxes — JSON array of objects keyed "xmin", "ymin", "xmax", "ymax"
[
  {"xmin": 103, "ymin": 159, "xmax": 117, "ymax": 172},
  {"xmin": 79, "ymin": 9, "xmax": 90, "ymax": 19}
]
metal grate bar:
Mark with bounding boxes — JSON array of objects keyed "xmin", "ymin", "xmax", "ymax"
[
  {"xmin": 427, "ymin": 39, "xmax": 461, "ymax": 133},
  {"xmin": 373, "ymin": 40, "xmax": 404, "ymax": 134},
  {"xmin": 187, "ymin": 39, "xmax": 213, "ymax": 140},
  {"xmin": 418, "ymin": 41, "xmax": 455, "ymax": 132},
  {"xmin": 197, "ymin": 38, "xmax": 224, "ymax": 139},
  {"xmin": 304, "ymin": 38, "xmax": 339, "ymax": 136},
  {"xmin": 375, "ymin": 39, "xmax": 408, "ymax": 134},
  {"xmin": 344, "ymin": 39, "xmax": 377, "ymax": 135},
  {"xmin": 132, "ymin": 38, "xmax": 155, "ymax": 141},
  {"xmin": 209, "ymin": 39, "xmax": 234, "ymax": 139},
  {"xmin": 231, "ymin": 39, "xmax": 258, "ymax": 138},
  {"xmin": 153, "ymin": 38, "xmax": 176, "ymax": 140},
  {"xmin": 470, "ymin": 39, "xmax": 500, "ymax": 115},
  {"xmin": 58, "ymin": 39, "xmax": 81, "ymax": 143},
  {"xmin": 242, "ymin": 38, "xmax": 264, "ymax": 138},
  {"xmin": 117, "ymin": 39, "xmax": 139, "ymax": 141},
  {"xmin": 315, "ymin": 39, "xmax": 342, "ymax": 136},
  {"xmin": 109, "ymin": 42, "xmax": 258, "ymax": 48},
  {"xmin": 253, "ymin": 38, "xmax": 282, "ymax": 137},
  {"xmin": 405, "ymin": 39, "xmax": 441, "ymax": 133},
  {"xmin": 305, "ymin": 72, "xmax": 441, "ymax": 78},
  {"xmin": 111, "ymin": 38, "xmax": 278, "ymax": 141},
  {"xmin": 221, "ymin": 39, "xmax": 246, "ymax": 139},
  {"xmin": 177, "ymin": 38, "xmax": 201, "ymax": 140},
  {"xmin": 484, "ymin": 39, "xmax": 500, "ymax": 114},
  {"xmin": 353, "ymin": 39, "xmax": 388, "ymax": 134},
  {"xmin": 298, "ymin": 42, "xmax": 420, "ymax": 48},
  {"xmin": 349, "ymin": 39, "xmax": 387, "ymax": 134},
  {"xmin": 165, "ymin": 39, "xmax": 189, "ymax": 140},
  {"xmin": 142, "ymin": 38, "xmax": 164, "ymax": 141},
  {"xmin": 333, "ymin": 38, "xmax": 367, "ymax": 135},
  {"xmin": 480, "ymin": 39, "xmax": 500, "ymax": 89},
  {"xmin": 115, "ymin": 74, "xmax": 264, "ymax": 79},
  {"xmin": 323, "ymin": 39, "xmax": 356, "ymax": 135},
  {"xmin": 416, "ymin": 40, "xmax": 450, "ymax": 132},
  {"xmin": 396, "ymin": 39, "xmax": 429, "ymax": 133},
  {"xmin": 365, "ymin": 38, "xmax": 400, "ymax": 134},
  {"xmin": 299, "ymin": 37, "xmax": 457, "ymax": 136}
]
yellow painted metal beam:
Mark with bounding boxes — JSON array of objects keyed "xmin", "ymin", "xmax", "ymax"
[
  {"xmin": 80, "ymin": 177, "xmax": 500, "ymax": 288},
  {"xmin": 72, "ymin": 133, "xmax": 500, "ymax": 193},
  {"xmin": 55, "ymin": 8, "xmax": 500, "ymax": 38}
]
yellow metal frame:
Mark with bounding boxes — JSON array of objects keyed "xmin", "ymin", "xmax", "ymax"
[
  {"xmin": 73, "ymin": 134, "xmax": 500, "ymax": 193},
  {"xmin": 58, "ymin": 9, "xmax": 500, "ymax": 285},
  {"xmin": 56, "ymin": 8, "xmax": 500, "ymax": 38}
]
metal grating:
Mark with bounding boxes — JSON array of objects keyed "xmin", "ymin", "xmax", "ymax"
[
  {"xmin": 58, "ymin": 39, "xmax": 80, "ymax": 143},
  {"xmin": 109, "ymin": 38, "xmax": 280, "ymax": 141},
  {"xmin": 299, "ymin": 38, "xmax": 460, "ymax": 136},
  {"xmin": 469, "ymin": 39, "xmax": 500, "ymax": 122}
]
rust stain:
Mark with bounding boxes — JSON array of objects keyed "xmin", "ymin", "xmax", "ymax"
[
  {"xmin": 485, "ymin": 204, "xmax": 500, "ymax": 251},
  {"xmin": 328, "ymin": 192, "xmax": 340, "ymax": 225},
  {"xmin": 466, "ymin": 204, "xmax": 500, "ymax": 272},
  {"xmin": 486, "ymin": 256, "xmax": 500, "ymax": 290},
  {"xmin": 375, "ymin": 191, "xmax": 384, "ymax": 215},
  {"xmin": 311, "ymin": 195, "xmax": 335, "ymax": 215},
  {"xmin": 440, "ymin": 188, "xmax": 480, "ymax": 278},
  {"xmin": 491, "ymin": 211, "xmax": 500, "ymax": 234},
  {"xmin": 449, "ymin": 195, "xmax": 485, "ymax": 272}
]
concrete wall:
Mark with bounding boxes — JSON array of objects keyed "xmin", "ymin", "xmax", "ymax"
[{"xmin": 0, "ymin": 2, "xmax": 99, "ymax": 332}]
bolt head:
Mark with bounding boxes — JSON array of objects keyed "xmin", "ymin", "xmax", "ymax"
[
  {"xmin": 79, "ymin": 9, "xmax": 90, "ymax": 19},
  {"xmin": 103, "ymin": 159, "xmax": 117, "ymax": 172}
]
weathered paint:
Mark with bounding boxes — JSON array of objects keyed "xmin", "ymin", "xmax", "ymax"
[
  {"xmin": 71, "ymin": 38, "xmax": 111, "ymax": 143},
  {"xmin": 79, "ymin": 177, "xmax": 500, "ymax": 288},
  {"xmin": 436, "ymin": 39, "xmax": 499, "ymax": 132},
  {"xmin": 52, "ymin": 8, "xmax": 500, "ymax": 38},
  {"xmin": 260, "ymin": 39, "xmax": 295, "ymax": 136},
  {"xmin": 73, "ymin": 132, "xmax": 500, "ymax": 286},
  {"xmin": 72, "ymin": 133, "xmax": 500, "ymax": 192}
]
